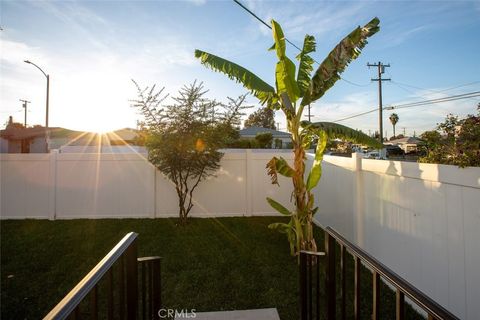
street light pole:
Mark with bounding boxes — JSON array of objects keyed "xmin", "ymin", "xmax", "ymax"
[
  {"xmin": 46, "ymin": 74, "xmax": 50, "ymax": 128},
  {"xmin": 24, "ymin": 60, "xmax": 50, "ymax": 128}
]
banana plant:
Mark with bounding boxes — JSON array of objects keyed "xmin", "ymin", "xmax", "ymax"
[{"xmin": 195, "ymin": 18, "xmax": 382, "ymax": 255}]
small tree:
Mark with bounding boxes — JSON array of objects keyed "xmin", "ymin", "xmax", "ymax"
[
  {"xmin": 255, "ymin": 132, "xmax": 273, "ymax": 148},
  {"xmin": 244, "ymin": 107, "xmax": 276, "ymax": 129},
  {"xmin": 131, "ymin": 81, "xmax": 250, "ymax": 224},
  {"xmin": 420, "ymin": 107, "xmax": 480, "ymax": 167}
]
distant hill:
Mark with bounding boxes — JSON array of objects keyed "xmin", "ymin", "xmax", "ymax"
[{"xmin": 49, "ymin": 127, "xmax": 140, "ymax": 148}]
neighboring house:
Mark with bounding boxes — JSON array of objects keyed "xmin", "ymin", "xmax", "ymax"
[
  {"xmin": 110, "ymin": 128, "xmax": 139, "ymax": 145},
  {"xmin": 0, "ymin": 117, "xmax": 48, "ymax": 153},
  {"xmin": 386, "ymin": 136, "xmax": 424, "ymax": 153},
  {"xmin": 239, "ymin": 126, "xmax": 292, "ymax": 148},
  {"xmin": 1, "ymin": 122, "xmax": 145, "ymax": 154}
]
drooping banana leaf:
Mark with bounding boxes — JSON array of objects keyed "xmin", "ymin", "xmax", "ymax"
[
  {"xmin": 266, "ymin": 156, "xmax": 295, "ymax": 186},
  {"xmin": 266, "ymin": 197, "xmax": 292, "ymax": 216},
  {"xmin": 306, "ymin": 130, "xmax": 327, "ymax": 191},
  {"xmin": 194, "ymin": 49, "xmax": 278, "ymax": 107},
  {"xmin": 296, "ymin": 35, "xmax": 316, "ymax": 96},
  {"xmin": 301, "ymin": 17, "xmax": 380, "ymax": 106},
  {"xmin": 302, "ymin": 121, "xmax": 383, "ymax": 148}
]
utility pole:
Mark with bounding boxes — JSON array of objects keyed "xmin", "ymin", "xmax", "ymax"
[
  {"xmin": 307, "ymin": 104, "xmax": 312, "ymax": 122},
  {"xmin": 402, "ymin": 127, "xmax": 406, "ymax": 136},
  {"xmin": 368, "ymin": 62, "xmax": 390, "ymax": 144},
  {"xmin": 19, "ymin": 99, "xmax": 31, "ymax": 127}
]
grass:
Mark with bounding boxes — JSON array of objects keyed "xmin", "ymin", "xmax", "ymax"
[{"xmin": 1, "ymin": 217, "xmax": 423, "ymax": 319}]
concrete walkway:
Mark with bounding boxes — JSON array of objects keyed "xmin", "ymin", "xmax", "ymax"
[{"xmin": 174, "ymin": 308, "xmax": 280, "ymax": 320}]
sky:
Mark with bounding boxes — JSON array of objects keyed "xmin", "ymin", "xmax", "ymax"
[{"xmin": 1, "ymin": 0, "xmax": 479, "ymax": 136}]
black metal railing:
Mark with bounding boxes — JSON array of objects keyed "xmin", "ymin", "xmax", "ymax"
[
  {"xmin": 44, "ymin": 232, "xmax": 162, "ymax": 320},
  {"xmin": 138, "ymin": 256, "xmax": 162, "ymax": 320},
  {"xmin": 300, "ymin": 226, "xmax": 460, "ymax": 320},
  {"xmin": 300, "ymin": 250, "xmax": 325, "ymax": 320}
]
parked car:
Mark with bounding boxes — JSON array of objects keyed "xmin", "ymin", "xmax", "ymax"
[
  {"xmin": 386, "ymin": 145, "xmax": 405, "ymax": 157},
  {"xmin": 367, "ymin": 151, "xmax": 380, "ymax": 159}
]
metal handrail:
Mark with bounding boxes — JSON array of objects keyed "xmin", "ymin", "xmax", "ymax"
[
  {"xmin": 44, "ymin": 232, "xmax": 138, "ymax": 319},
  {"xmin": 325, "ymin": 226, "xmax": 459, "ymax": 320}
]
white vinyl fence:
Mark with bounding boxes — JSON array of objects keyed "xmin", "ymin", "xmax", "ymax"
[
  {"xmin": 2, "ymin": 150, "xmax": 479, "ymax": 319},
  {"xmin": 313, "ymin": 153, "xmax": 480, "ymax": 320},
  {"xmin": 0, "ymin": 150, "xmax": 293, "ymax": 219}
]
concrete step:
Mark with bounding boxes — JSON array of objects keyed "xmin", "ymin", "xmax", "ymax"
[{"xmin": 174, "ymin": 308, "xmax": 280, "ymax": 320}]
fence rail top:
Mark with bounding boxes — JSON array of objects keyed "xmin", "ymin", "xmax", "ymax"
[{"xmin": 43, "ymin": 232, "xmax": 138, "ymax": 320}]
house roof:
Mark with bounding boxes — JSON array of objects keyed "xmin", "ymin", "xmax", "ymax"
[
  {"xmin": 0, "ymin": 127, "xmax": 47, "ymax": 140},
  {"xmin": 239, "ymin": 126, "xmax": 291, "ymax": 138},
  {"xmin": 388, "ymin": 136, "xmax": 424, "ymax": 145}
]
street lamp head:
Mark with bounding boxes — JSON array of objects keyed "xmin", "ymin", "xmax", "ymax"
[{"xmin": 24, "ymin": 60, "xmax": 31, "ymax": 64}]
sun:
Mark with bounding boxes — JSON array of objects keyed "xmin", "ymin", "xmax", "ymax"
[
  {"xmin": 77, "ymin": 121, "xmax": 115, "ymax": 134},
  {"xmin": 65, "ymin": 110, "xmax": 125, "ymax": 134}
]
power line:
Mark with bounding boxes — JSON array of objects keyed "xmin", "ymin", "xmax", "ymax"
[
  {"xmin": 390, "ymin": 80, "xmax": 480, "ymax": 103},
  {"xmin": 340, "ymin": 78, "xmax": 371, "ymax": 87},
  {"xmin": 386, "ymin": 91, "xmax": 480, "ymax": 110},
  {"xmin": 0, "ymin": 110, "xmax": 23, "ymax": 113},
  {"xmin": 333, "ymin": 90, "xmax": 480, "ymax": 123},
  {"xmin": 392, "ymin": 80, "xmax": 480, "ymax": 94},
  {"xmin": 232, "ymin": 0, "xmax": 370, "ymax": 87},
  {"xmin": 232, "ymin": 0, "xmax": 302, "ymax": 52},
  {"xmin": 333, "ymin": 108, "xmax": 377, "ymax": 122}
]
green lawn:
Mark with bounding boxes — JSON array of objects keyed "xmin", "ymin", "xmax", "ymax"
[{"xmin": 1, "ymin": 217, "xmax": 423, "ymax": 319}]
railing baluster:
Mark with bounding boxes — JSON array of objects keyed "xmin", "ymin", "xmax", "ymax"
[
  {"xmin": 325, "ymin": 233, "xmax": 336, "ymax": 320},
  {"xmin": 316, "ymin": 255, "xmax": 320, "ymax": 320},
  {"xmin": 74, "ymin": 306, "xmax": 80, "ymax": 319},
  {"xmin": 300, "ymin": 251, "xmax": 307, "ymax": 320},
  {"xmin": 340, "ymin": 245, "xmax": 346, "ymax": 320},
  {"xmin": 107, "ymin": 268, "xmax": 114, "ymax": 320},
  {"xmin": 125, "ymin": 237, "xmax": 138, "ymax": 320},
  {"xmin": 119, "ymin": 255, "xmax": 125, "ymax": 320},
  {"xmin": 141, "ymin": 262, "xmax": 146, "ymax": 320},
  {"xmin": 372, "ymin": 271, "xmax": 380, "ymax": 320},
  {"xmin": 149, "ymin": 261, "xmax": 154, "ymax": 318},
  {"xmin": 90, "ymin": 284, "xmax": 98, "ymax": 320},
  {"xmin": 396, "ymin": 289, "xmax": 405, "ymax": 320},
  {"xmin": 309, "ymin": 254, "xmax": 313, "ymax": 319},
  {"xmin": 152, "ymin": 258, "xmax": 162, "ymax": 316},
  {"xmin": 354, "ymin": 256, "xmax": 361, "ymax": 320}
]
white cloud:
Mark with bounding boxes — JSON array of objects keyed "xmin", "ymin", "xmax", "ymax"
[
  {"xmin": 184, "ymin": 0, "xmax": 207, "ymax": 6},
  {"xmin": 381, "ymin": 25, "xmax": 430, "ymax": 48},
  {"xmin": 243, "ymin": 1, "xmax": 370, "ymax": 41},
  {"xmin": 30, "ymin": 1, "xmax": 113, "ymax": 50}
]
